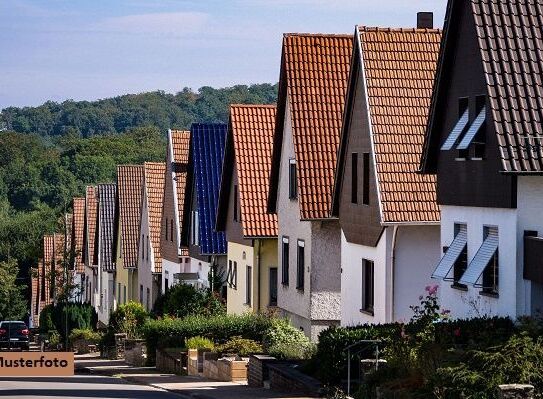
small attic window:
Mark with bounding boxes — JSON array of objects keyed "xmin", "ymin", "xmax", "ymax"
[
  {"xmin": 442, "ymin": 97, "xmax": 469, "ymax": 151},
  {"xmin": 458, "ymin": 95, "xmax": 487, "ymax": 160},
  {"xmin": 289, "ymin": 159, "xmax": 297, "ymax": 200}
]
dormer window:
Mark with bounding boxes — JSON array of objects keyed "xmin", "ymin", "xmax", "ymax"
[{"xmin": 289, "ymin": 159, "xmax": 297, "ymax": 200}]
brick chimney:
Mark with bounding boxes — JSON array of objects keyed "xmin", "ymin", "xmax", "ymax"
[{"xmin": 417, "ymin": 12, "xmax": 434, "ymax": 29}]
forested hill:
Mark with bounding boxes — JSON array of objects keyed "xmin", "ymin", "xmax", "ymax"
[
  {"xmin": 0, "ymin": 83, "xmax": 277, "ymax": 289},
  {"xmin": 0, "ymin": 83, "xmax": 278, "ymax": 137}
]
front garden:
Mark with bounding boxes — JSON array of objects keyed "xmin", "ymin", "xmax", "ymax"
[{"xmin": 40, "ymin": 283, "xmax": 543, "ymax": 398}]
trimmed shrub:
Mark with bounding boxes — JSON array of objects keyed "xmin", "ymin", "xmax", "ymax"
[
  {"xmin": 69, "ymin": 328, "xmax": 101, "ymax": 343},
  {"xmin": 143, "ymin": 313, "xmax": 273, "ymax": 365},
  {"xmin": 217, "ymin": 336, "xmax": 263, "ymax": 356},
  {"xmin": 39, "ymin": 303, "xmax": 97, "ymax": 338},
  {"xmin": 153, "ymin": 284, "xmax": 225, "ymax": 318},
  {"xmin": 264, "ymin": 318, "xmax": 315, "ymax": 360},
  {"xmin": 186, "ymin": 336, "xmax": 214, "ymax": 350}
]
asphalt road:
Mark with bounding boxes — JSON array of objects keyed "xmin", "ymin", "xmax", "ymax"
[{"xmin": 0, "ymin": 375, "xmax": 182, "ymax": 398}]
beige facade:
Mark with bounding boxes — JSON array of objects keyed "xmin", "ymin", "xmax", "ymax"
[{"xmin": 226, "ymin": 239, "xmax": 278, "ymax": 315}]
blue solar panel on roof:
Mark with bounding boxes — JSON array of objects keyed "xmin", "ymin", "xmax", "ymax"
[{"xmin": 191, "ymin": 123, "xmax": 227, "ymax": 255}]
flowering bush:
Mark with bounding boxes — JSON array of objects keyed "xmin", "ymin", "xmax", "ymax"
[{"xmin": 264, "ymin": 318, "xmax": 316, "ymax": 360}]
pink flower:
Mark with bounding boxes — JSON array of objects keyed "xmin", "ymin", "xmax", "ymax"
[{"xmin": 427, "ymin": 285, "xmax": 439, "ymax": 296}]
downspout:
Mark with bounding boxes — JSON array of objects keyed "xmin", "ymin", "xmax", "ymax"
[
  {"xmin": 390, "ymin": 226, "xmax": 399, "ymax": 322},
  {"xmin": 256, "ymin": 240, "xmax": 261, "ymax": 312}
]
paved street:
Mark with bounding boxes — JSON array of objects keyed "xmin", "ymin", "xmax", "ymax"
[{"xmin": 0, "ymin": 375, "xmax": 181, "ymax": 398}]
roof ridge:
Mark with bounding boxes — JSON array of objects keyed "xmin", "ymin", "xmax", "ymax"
[
  {"xmin": 283, "ymin": 32, "xmax": 352, "ymax": 38},
  {"xmin": 118, "ymin": 164, "xmax": 144, "ymax": 168},
  {"xmin": 358, "ymin": 26, "xmax": 442, "ymax": 34},
  {"xmin": 230, "ymin": 104, "xmax": 276, "ymax": 109},
  {"xmin": 170, "ymin": 129, "xmax": 190, "ymax": 134}
]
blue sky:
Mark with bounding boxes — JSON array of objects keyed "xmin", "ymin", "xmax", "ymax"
[{"xmin": 0, "ymin": 0, "xmax": 447, "ymax": 109}]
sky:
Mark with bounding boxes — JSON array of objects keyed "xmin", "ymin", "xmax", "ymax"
[{"xmin": 0, "ymin": 0, "xmax": 447, "ymax": 109}]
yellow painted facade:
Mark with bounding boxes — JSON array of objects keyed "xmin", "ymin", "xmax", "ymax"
[
  {"xmin": 226, "ymin": 239, "xmax": 278, "ymax": 314},
  {"xmin": 115, "ymin": 222, "xmax": 139, "ymax": 305}
]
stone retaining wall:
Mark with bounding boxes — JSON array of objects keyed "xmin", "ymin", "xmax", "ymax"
[
  {"xmin": 156, "ymin": 348, "xmax": 187, "ymax": 375},
  {"xmin": 248, "ymin": 355, "xmax": 279, "ymax": 387},
  {"xmin": 269, "ymin": 363, "xmax": 322, "ymax": 397},
  {"xmin": 125, "ymin": 340, "xmax": 146, "ymax": 367}
]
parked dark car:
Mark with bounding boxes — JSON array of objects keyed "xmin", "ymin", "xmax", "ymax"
[{"xmin": 0, "ymin": 321, "xmax": 30, "ymax": 350}]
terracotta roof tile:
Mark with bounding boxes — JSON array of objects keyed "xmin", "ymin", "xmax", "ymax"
[
  {"xmin": 270, "ymin": 33, "xmax": 353, "ymax": 219},
  {"xmin": 471, "ymin": 0, "xmax": 543, "ymax": 172},
  {"xmin": 72, "ymin": 198, "xmax": 85, "ymax": 273},
  {"xmin": 359, "ymin": 27, "xmax": 441, "ymax": 223},
  {"xmin": 171, "ymin": 130, "xmax": 190, "ymax": 256},
  {"xmin": 31, "ymin": 266, "xmax": 39, "ymax": 323},
  {"xmin": 231, "ymin": 104, "xmax": 278, "ymax": 237},
  {"xmin": 144, "ymin": 162, "xmax": 166, "ymax": 273},
  {"xmin": 37, "ymin": 259, "xmax": 47, "ymax": 316},
  {"xmin": 85, "ymin": 186, "xmax": 98, "ymax": 266},
  {"xmin": 98, "ymin": 184, "xmax": 116, "ymax": 272},
  {"xmin": 117, "ymin": 165, "xmax": 144, "ymax": 269}
]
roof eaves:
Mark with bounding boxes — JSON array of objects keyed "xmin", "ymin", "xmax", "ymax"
[
  {"xmin": 419, "ymin": 0, "xmax": 456, "ymax": 173},
  {"xmin": 267, "ymin": 47, "xmax": 288, "ymax": 215},
  {"xmin": 331, "ymin": 26, "xmax": 359, "ymax": 217},
  {"xmin": 358, "ymin": 26, "xmax": 385, "ymax": 224}
]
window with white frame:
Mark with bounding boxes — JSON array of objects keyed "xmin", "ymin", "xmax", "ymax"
[{"xmin": 361, "ymin": 259, "xmax": 374, "ymax": 314}]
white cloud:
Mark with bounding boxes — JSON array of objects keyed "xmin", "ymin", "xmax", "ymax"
[{"xmin": 94, "ymin": 11, "xmax": 209, "ymax": 36}]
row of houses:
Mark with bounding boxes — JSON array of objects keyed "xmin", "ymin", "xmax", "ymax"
[{"xmin": 30, "ymin": 0, "xmax": 543, "ymax": 340}]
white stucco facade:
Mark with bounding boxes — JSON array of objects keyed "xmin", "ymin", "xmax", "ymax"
[
  {"xmin": 137, "ymin": 190, "xmax": 160, "ymax": 312},
  {"xmin": 437, "ymin": 205, "xmax": 519, "ymax": 318},
  {"xmin": 516, "ymin": 177, "xmax": 543, "ymax": 315},
  {"xmin": 162, "ymin": 256, "xmax": 197, "ymax": 292},
  {"xmin": 276, "ymin": 100, "xmax": 341, "ymax": 341},
  {"xmin": 341, "ymin": 225, "xmax": 440, "ymax": 326}
]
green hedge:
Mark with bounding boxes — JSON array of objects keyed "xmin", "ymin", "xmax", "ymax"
[
  {"xmin": 143, "ymin": 313, "xmax": 273, "ymax": 365},
  {"xmin": 313, "ymin": 317, "xmax": 515, "ymax": 385},
  {"xmin": 313, "ymin": 323, "xmax": 404, "ymax": 384}
]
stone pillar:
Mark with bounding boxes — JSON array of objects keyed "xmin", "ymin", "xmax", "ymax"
[{"xmin": 498, "ymin": 384, "xmax": 534, "ymax": 399}]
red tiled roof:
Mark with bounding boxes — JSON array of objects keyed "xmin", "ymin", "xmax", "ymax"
[
  {"xmin": 43, "ymin": 235, "xmax": 54, "ymax": 306},
  {"xmin": 144, "ymin": 162, "xmax": 166, "ymax": 273},
  {"xmin": 85, "ymin": 186, "xmax": 98, "ymax": 266},
  {"xmin": 231, "ymin": 104, "xmax": 278, "ymax": 237},
  {"xmin": 269, "ymin": 33, "xmax": 353, "ymax": 220},
  {"xmin": 37, "ymin": 259, "xmax": 46, "ymax": 317},
  {"xmin": 171, "ymin": 130, "xmax": 190, "ymax": 256},
  {"xmin": 31, "ymin": 266, "xmax": 39, "ymax": 324},
  {"xmin": 117, "ymin": 165, "xmax": 144, "ymax": 269},
  {"xmin": 72, "ymin": 198, "xmax": 85, "ymax": 273},
  {"xmin": 360, "ymin": 27, "xmax": 441, "ymax": 223}
]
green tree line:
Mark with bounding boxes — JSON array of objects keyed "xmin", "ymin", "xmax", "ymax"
[{"xmin": 1, "ymin": 84, "xmax": 278, "ymax": 137}]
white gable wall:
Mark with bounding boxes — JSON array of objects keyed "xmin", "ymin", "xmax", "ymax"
[
  {"xmin": 438, "ymin": 205, "xmax": 518, "ymax": 319},
  {"xmin": 517, "ymin": 176, "xmax": 543, "ymax": 315},
  {"xmin": 276, "ymin": 98, "xmax": 341, "ymax": 341}
]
